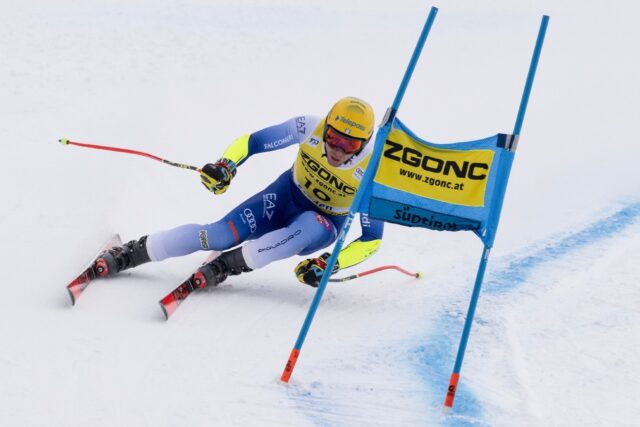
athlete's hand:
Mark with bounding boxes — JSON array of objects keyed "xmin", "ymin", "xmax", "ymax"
[
  {"xmin": 200, "ymin": 159, "xmax": 237, "ymax": 195},
  {"xmin": 294, "ymin": 252, "xmax": 339, "ymax": 287}
]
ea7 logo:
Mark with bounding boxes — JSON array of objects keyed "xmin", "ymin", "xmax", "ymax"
[
  {"xmin": 263, "ymin": 193, "xmax": 277, "ymax": 220},
  {"xmin": 384, "ymin": 140, "xmax": 489, "ymax": 180},
  {"xmin": 296, "ymin": 116, "xmax": 306, "ymax": 135}
]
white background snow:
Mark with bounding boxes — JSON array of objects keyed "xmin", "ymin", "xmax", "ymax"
[{"xmin": 1, "ymin": 0, "xmax": 639, "ymax": 426}]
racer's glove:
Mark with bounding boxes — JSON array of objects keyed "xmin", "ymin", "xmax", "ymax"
[
  {"xmin": 294, "ymin": 252, "xmax": 339, "ymax": 287},
  {"xmin": 200, "ymin": 158, "xmax": 237, "ymax": 195}
]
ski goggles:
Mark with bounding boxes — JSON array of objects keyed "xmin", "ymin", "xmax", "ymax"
[{"xmin": 323, "ymin": 125, "xmax": 366, "ymax": 154}]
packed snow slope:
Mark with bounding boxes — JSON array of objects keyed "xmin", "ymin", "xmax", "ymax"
[{"xmin": 1, "ymin": 1, "xmax": 639, "ymax": 426}]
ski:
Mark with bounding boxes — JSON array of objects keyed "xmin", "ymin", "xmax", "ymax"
[
  {"xmin": 158, "ymin": 278, "xmax": 193, "ymax": 320},
  {"xmin": 67, "ymin": 234, "xmax": 122, "ymax": 305},
  {"xmin": 159, "ymin": 251, "xmax": 220, "ymax": 320}
]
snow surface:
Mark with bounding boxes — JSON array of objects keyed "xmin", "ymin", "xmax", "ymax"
[{"xmin": 1, "ymin": 1, "xmax": 639, "ymax": 426}]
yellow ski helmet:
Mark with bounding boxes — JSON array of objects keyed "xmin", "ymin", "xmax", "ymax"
[{"xmin": 325, "ymin": 97, "xmax": 375, "ymax": 142}]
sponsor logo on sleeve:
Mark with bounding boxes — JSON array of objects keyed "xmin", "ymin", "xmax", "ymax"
[
  {"xmin": 264, "ymin": 134, "xmax": 294, "ymax": 150},
  {"xmin": 240, "ymin": 209, "xmax": 257, "ymax": 233},
  {"xmin": 262, "ymin": 193, "xmax": 277, "ymax": 220},
  {"xmin": 198, "ymin": 230, "xmax": 209, "ymax": 249},
  {"xmin": 296, "ymin": 116, "xmax": 307, "ymax": 135}
]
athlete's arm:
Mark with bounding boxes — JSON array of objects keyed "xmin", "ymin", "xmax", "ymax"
[
  {"xmin": 220, "ymin": 115, "xmax": 320, "ymax": 167},
  {"xmin": 336, "ymin": 214, "xmax": 384, "ymax": 269},
  {"xmin": 201, "ymin": 116, "xmax": 319, "ymax": 195},
  {"xmin": 294, "ymin": 214, "xmax": 384, "ymax": 286}
]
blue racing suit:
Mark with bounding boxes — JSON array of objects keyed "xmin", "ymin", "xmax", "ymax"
[{"xmin": 146, "ymin": 115, "xmax": 384, "ymax": 271}]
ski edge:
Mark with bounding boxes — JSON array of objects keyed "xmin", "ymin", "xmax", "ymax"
[
  {"xmin": 158, "ymin": 251, "xmax": 220, "ymax": 320},
  {"xmin": 158, "ymin": 280, "xmax": 192, "ymax": 320},
  {"xmin": 66, "ymin": 233, "xmax": 122, "ymax": 305}
]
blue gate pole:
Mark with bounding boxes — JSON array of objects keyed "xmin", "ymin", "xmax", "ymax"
[
  {"xmin": 281, "ymin": 6, "xmax": 439, "ymax": 383},
  {"xmin": 444, "ymin": 15, "xmax": 549, "ymax": 410},
  {"xmin": 514, "ymin": 15, "xmax": 549, "ymax": 136}
]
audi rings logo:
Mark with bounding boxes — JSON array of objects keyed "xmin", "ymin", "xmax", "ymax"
[{"xmin": 244, "ymin": 208, "xmax": 257, "ymax": 233}]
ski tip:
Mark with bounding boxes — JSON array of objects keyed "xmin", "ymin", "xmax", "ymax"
[
  {"xmin": 159, "ymin": 302, "xmax": 169, "ymax": 320},
  {"xmin": 67, "ymin": 286, "xmax": 78, "ymax": 306},
  {"xmin": 159, "ymin": 300, "xmax": 175, "ymax": 321},
  {"xmin": 415, "ymin": 272, "xmax": 424, "ymax": 279},
  {"xmin": 59, "ymin": 138, "xmax": 70, "ymax": 145}
]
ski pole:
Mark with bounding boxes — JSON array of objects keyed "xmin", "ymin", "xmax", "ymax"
[
  {"xmin": 329, "ymin": 265, "xmax": 423, "ymax": 282},
  {"xmin": 59, "ymin": 138, "xmax": 201, "ymax": 173}
]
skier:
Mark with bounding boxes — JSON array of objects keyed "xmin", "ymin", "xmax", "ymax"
[{"xmin": 94, "ymin": 97, "xmax": 384, "ymax": 289}]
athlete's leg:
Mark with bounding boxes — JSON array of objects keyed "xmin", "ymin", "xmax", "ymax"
[
  {"xmin": 146, "ymin": 172, "xmax": 292, "ymax": 262},
  {"xmin": 241, "ymin": 211, "xmax": 337, "ymax": 269}
]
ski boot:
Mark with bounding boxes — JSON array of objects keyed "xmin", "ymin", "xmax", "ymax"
[
  {"xmin": 191, "ymin": 246, "xmax": 252, "ymax": 289},
  {"xmin": 94, "ymin": 236, "xmax": 151, "ymax": 277}
]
